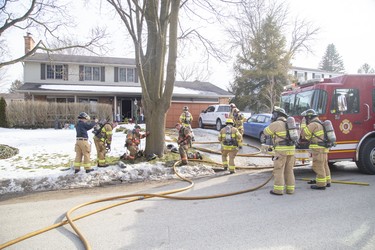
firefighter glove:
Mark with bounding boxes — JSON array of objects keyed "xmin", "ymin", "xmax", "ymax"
[{"xmin": 106, "ymin": 144, "xmax": 111, "ymax": 152}]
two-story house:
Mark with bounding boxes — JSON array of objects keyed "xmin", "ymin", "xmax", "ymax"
[
  {"xmin": 289, "ymin": 66, "xmax": 342, "ymax": 83},
  {"xmin": 18, "ymin": 34, "xmax": 233, "ymax": 128}
]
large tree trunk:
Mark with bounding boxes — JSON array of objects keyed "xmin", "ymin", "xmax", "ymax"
[
  {"xmin": 108, "ymin": 0, "xmax": 180, "ymax": 157},
  {"xmin": 143, "ymin": 99, "xmax": 168, "ymax": 157}
]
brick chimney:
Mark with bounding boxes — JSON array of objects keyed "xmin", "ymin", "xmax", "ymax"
[{"xmin": 24, "ymin": 32, "xmax": 35, "ymax": 54}]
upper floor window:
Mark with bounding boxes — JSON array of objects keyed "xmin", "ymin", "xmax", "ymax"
[
  {"xmin": 79, "ymin": 65, "xmax": 105, "ymax": 82},
  {"xmin": 119, "ymin": 68, "xmax": 134, "ymax": 82},
  {"xmin": 41, "ymin": 63, "xmax": 68, "ymax": 80},
  {"xmin": 114, "ymin": 67, "xmax": 138, "ymax": 83},
  {"xmin": 85, "ymin": 66, "xmax": 100, "ymax": 81}
]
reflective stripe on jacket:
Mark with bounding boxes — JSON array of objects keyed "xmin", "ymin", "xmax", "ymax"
[
  {"xmin": 263, "ymin": 117, "xmax": 295, "ymax": 155},
  {"xmin": 218, "ymin": 125, "xmax": 242, "ymax": 150},
  {"xmin": 301, "ymin": 117, "xmax": 328, "ymax": 152}
]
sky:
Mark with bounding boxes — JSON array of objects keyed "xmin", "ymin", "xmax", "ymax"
[{"xmin": 1, "ymin": 0, "xmax": 375, "ymax": 92}]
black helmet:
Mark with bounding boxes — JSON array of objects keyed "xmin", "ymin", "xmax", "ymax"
[
  {"xmin": 271, "ymin": 106, "xmax": 287, "ymax": 121},
  {"xmin": 77, "ymin": 112, "xmax": 90, "ymax": 120},
  {"xmin": 301, "ymin": 109, "xmax": 318, "ymax": 118}
]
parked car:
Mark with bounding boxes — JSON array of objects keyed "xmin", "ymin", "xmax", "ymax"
[
  {"xmin": 198, "ymin": 104, "xmax": 231, "ymax": 131},
  {"xmin": 243, "ymin": 113, "xmax": 272, "ymax": 141}
]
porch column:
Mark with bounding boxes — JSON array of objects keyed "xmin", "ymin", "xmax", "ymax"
[{"xmin": 114, "ymin": 96, "xmax": 118, "ymax": 121}]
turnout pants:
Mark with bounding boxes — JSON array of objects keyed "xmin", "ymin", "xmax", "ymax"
[
  {"xmin": 272, "ymin": 151, "xmax": 296, "ymax": 194},
  {"xmin": 221, "ymin": 149, "xmax": 238, "ymax": 172},
  {"xmin": 74, "ymin": 140, "xmax": 92, "ymax": 170},
  {"xmin": 94, "ymin": 138, "xmax": 107, "ymax": 166},
  {"xmin": 311, "ymin": 149, "xmax": 331, "ymax": 187},
  {"xmin": 179, "ymin": 144, "xmax": 189, "ymax": 164}
]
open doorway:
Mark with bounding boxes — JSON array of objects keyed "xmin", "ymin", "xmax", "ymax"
[{"xmin": 121, "ymin": 99, "xmax": 132, "ymax": 121}]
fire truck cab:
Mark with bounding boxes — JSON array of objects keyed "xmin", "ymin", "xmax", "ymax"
[{"xmin": 280, "ymin": 74, "xmax": 375, "ymax": 174}]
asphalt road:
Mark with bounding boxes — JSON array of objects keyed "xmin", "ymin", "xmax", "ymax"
[{"xmin": 1, "ymin": 156, "xmax": 375, "ymax": 250}]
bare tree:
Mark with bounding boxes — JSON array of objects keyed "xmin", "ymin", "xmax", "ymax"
[
  {"xmin": 177, "ymin": 64, "xmax": 211, "ymax": 82},
  {"xmin": 106, "ymin": 0, "xmax": 181, "ymax": 157},
  {"xmin": 357, "ymin": 63, "xmax": 375, "ymax": 74},
  {"xmin": 0, "ymin": 0, "xmax": 107, "ymax": 69},
  {"xmin": 227, "ymin": 0, "xmax": 319, "ymax": 63},
  {"xmin": 8, "ymin": 79, "xmax": 23, "ymax": 93},
  {"xmin": 227, "ymin": 0, "xmax": 319, "ymax": 112}
]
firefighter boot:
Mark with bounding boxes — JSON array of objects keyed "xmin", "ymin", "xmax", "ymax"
[
  {"xmin": 270, "ymin": 190, "xmax": 283, "ymax": 196},
  {"xmin": 311, "ymin": 185, "xmax": 326, "ymax": 190}
]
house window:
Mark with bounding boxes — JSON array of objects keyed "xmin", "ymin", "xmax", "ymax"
[
  {"xmin": 78, "ymin": 98, "xmax": 98, "ymax": 113},
  {"xmin": 314, "ymin": 74, "xmax": 321, "ymax": 79},
  {"xmin": 46, "ymin": 97, "xmax": 74, "ymax": 103},
  {"xmin": 119, "ymin": 68, "xmax": 135, "ymax": 82},
  {"xmin": 44, "ymin": 64, "xmax": 68, "ymax": 80},
  {"xmin": 84, "ymin": 66, "xmax": 101, "ymax": 81}
]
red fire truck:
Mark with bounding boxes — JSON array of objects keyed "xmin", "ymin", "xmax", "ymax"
[{"xmin": 280, "ymin": 74, "xmax": 375, "ymax": 174}]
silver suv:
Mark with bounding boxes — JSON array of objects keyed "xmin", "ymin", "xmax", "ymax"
[{"xmin": 198, "ymin": 104, "xmax": 230, "ymax": 131}]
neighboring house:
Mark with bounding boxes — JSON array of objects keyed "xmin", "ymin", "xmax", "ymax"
[
  {"xmin": 289, "ymin": 66, "xmax": 342, "ymax": 83},
  {"xmin": 18, "ymin": 35, "xmax": 233, "ymax": 128}
]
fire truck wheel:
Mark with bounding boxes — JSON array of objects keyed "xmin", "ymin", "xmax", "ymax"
[{"xmin": 356, "ymin": 137, "xmax": 375, "ymax": 175}]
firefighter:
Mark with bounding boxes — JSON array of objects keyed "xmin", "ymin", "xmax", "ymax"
[
  {"xmin": 121, "ymin": 125, "xmax": 150, "ymax": 162},
  {"xmin": 228, "ymin": 103, "xmax": 237, "ymax": 120},
  {"xmin": 93, "ymin": 119, "xmax": 117, "ymax": 167},
  {"xmin": 73, "ymin": 112, "xmax": 98, "ymax": 173},
  {"xmin": 175, "ymin": 123, "xmax": 202, "ymax": 165},
  {"xmin": 232, "ymin": 108, "xmax": 246, "ymax": 148},
  {"xmin": 179, "ymin": 106, "xmax": 195, "ymax": 141},
  {"xmin": 263, "ymin": 107, "xmax": 296, "ymax": 195},
  {"xmin": 218, "ymin": 118, "xmax": 242, "ymax": 174},
  {"xmin": 300, "ymin": 109, "xmax": 331, "ymax": 190}
]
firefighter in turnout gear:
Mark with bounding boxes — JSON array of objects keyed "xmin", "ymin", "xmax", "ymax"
[
  {"xmin": 232, "ymin": 108, "xmax": 246, "ymax": 148},
  {"xmin": 122, "ymin": 125, "xmax": 150, "ymax": 161},
  {"xmin": 300, "ymin": 109, "xmax": 332, "ymax": 190},
  {"xmin": 175, "ymin": 123, "xmax": 202, "ymax": 165},
  {"xmin": 74, "ymin": 112, "xmax": 98, "ymax": 173},
  {"xmin": 179, "ymin": 106, "xmax": 195, "ymax": 141},
  {"xmin": 93, "ymin": 119, "xmax": 117, "ymax": 167},
  {"xmin": 218, "ymin": 119, "xmax": 242, "ymax": 174},
  {"xmin": 228, "ymin": 103, "xmax": 237, "ymax": 120},
  {"xmin": 263, "ymin": 107, "xmax": 296, "ymax": 195}
]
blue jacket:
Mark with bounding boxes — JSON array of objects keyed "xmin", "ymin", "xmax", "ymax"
[{"xmin": 76, "ymin": 120, "xmax": 96, "ymax": 138}]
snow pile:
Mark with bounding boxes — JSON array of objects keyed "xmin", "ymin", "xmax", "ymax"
[{"xmin": 0, "ymin": 125, "xmax": 225, "ymax": 195}]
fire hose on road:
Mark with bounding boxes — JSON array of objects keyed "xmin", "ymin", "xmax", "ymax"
[
  {"xmin": 0, "ymin": 141, "xmax": 369, "ymax": 249},
  {"xmin": 0, "ymin": 155, "xmax": 273, "ymax": 249}
]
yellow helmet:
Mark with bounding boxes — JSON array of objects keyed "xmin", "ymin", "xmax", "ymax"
[{"xmin": 226, "ymin": 118, "xmax": 234, "ymax": 124}]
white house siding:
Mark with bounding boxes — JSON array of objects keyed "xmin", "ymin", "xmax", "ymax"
[{"xmin": 289, "ymin": 66, "xmax": 342, "ymax": 83}]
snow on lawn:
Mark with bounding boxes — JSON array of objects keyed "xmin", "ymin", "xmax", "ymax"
[{"xmin": 0, "ymin": 125, "xmax": 224, "ymax": 195}]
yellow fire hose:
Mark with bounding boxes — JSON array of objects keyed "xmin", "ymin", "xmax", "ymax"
[
  {"xmin": 300, "ymin": 178, "xmax": 369, "ymax": 186},
  {"xmin": 2, "ymin": 138, "xmax": 368, "ymax": 249},
  {"xmin": 0, "ymin": 159, "xmax": 273, "ymax": 249}
]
